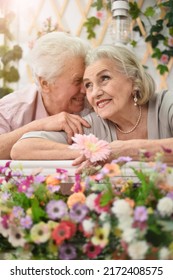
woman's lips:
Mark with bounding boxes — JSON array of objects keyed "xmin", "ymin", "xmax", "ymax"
[{"xmin": 96, "ymin": 99, "xmax": 111, "ymax": 108}]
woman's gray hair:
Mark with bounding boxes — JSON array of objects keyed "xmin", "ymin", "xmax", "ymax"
[
  {"xmin": 29, "ymin": 31, "xmax": 90, "ymax": 84},
  {"xmin": 85, "ymin": 45, "xmax": 156, "ymax": 104}
]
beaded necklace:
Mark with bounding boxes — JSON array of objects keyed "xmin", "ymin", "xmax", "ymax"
[{"xmin": 115, "ymin": 106, "xmax": 142, "ymax": 134}]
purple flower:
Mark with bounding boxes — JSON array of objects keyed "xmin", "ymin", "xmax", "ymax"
[
  {"xmin": 167, "ymin": 192, "xmax": 173, "ymax": 200},
  {"xmin": 112, "ymin": 156, "xmax": 132, "ymax": 164},
  {"xmin": 20, "ymin": 215, "xmax": 33, "ymax": 229},
  {"xmin": 70, "ymin": 203, "xmax": 88, "ymax": 223},
  {"xmin": 46, "ymin": 200, "xmax": 67, "ymax": 220},
  {"xmin": 84, "ymin": 177, "xmax": 91, "ymax": 189},
  {"xmin": 134, "ymin": 206, "xmax": 148, "ymax": 222},
  {"xmin": 0, "ymin": 161, "xmax": 11, "ymax": 173},
  {"xmin": 47, "ymin": 185, "xmax": 60, "ymax": 193},
  {"xmin": 34, "ymin": 175, "xmax": 45, "ymax": 183},
  {"xmin": 1, "ymin": 191, "xmax": 11, "ymax": 201},
  {"xmin": 59, "ymin": 244, "xmax": 77, "ymax": 260},
  {"xmin": 12, "ymin": 206, "xmax": 24, "ymax": 218},
  {"xmin": 153, "ymin": 162, "xmax": 167, "ymax": 173},
  {"xmin": 25, "ymin": 186, "xmax": 34, "ymax": 198}
]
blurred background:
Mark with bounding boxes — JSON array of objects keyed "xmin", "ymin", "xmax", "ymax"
[{"xmin": 0, "ymin": 0, "xmax": 173, "ymax": 97}]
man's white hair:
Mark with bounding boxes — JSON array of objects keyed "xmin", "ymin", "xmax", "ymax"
[{"xmin": 29, "ymin": 31, "xmax": 90, "ymax": 83}]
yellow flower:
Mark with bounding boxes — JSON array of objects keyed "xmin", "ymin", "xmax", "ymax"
[
  {"xmin": 147, "ymin": 207, "xmax": 153, "ymax": 214},
  {"xmin": 48, "ymin": 221, "xmax": 59, "ymax": 231},
  {"xmin": 26, "ymin": 208, "xmax": 32, "ymax": 216},
  {"xmin": 91, "ymin": 223, "xmax": 110, "ymax": 248},
  {"xmin": 30, "ymin": 222, "xmax": 51, "ymax": 244}
]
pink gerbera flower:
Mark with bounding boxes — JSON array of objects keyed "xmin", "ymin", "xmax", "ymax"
[{"xmin": 70, "ymin": 134, "xmax": 111, "ymax": 163}]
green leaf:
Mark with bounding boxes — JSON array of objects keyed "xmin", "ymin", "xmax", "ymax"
[
  {"xmin": 12, "ymin": 192, "xmax": 31, "ymax": 209},
  {"xmin": 169, "ymin": 27, "xmax": 173, "ymax": 36},
  {"xmin": 4, "ymin": 66, "xmax": 20, "ymax": 82},
  {"xmin": 13, "ymin": 45, "xmax": 23, "ymax": 60},
  {"xmin": 83, "ymin": 16, "xmax": 100, "ymax": 39},
  {"xmin": 31, "ymin": 198, "xmax": 46, "ymax": 223},
  {"xmin": 151, "ymin": 37, "xmax": 159, "ymax": 48},
  {"xmin": 129, "ymin": 2, "xmax": 141, "ymax": 19},
  {"xmin": 0, "ymin": 87, "xmax": 12, "ymax": 97},
  {"xmin": 157, "ymin": 64, "xmax": 169, "ymax": 75},
  {"xmin": 145, "ymin": 34, "xmax": 159, "ymax": 48},
  {"xmin": 100, "ymin": 191, "xmax": 113, "ymax": 207},
  {"xmin": 144, "ymin": 7, "xmax": 155, "ymax": 17},
  {"xmin": 130, "ymin": 40, "xmax": 137, "ymax": 47},
  {"xmin": 152, "ymin": 48, "xmax": 162, "ymax": 59},
  {"xmin": 133, "ymin": 24, "xmax": 144, "ymax": 36},
  {"xmin": 34, "ymin": 184, "xmax": 48, "ymax": 202},
  {"xmin": 145, "ymin": 34, "xmax": 153, "ymax": 42},
  {"xmin": 156, "ymin": 34, "xmax": 165, "ymax": 41},
  {"xmin": 92, "ymin": 0, "xmax": 104, "ymax": 11},
  {"xmin": 157, "ymin": 220, "xmax": 173, "ymax": 231}
]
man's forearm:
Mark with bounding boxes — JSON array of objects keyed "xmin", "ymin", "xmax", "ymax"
[
  {"xmin": 11, "ymin": 138, "xmax": 80, "ymax": 160},
  {"xmin": 0, "ymin": 120, "xmax": 45, "ymax": 159}
]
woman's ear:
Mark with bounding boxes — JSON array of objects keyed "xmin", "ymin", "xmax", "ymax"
[{"xmin": 38, "ymin": 77, "xmax": 50, "ymax": 92}]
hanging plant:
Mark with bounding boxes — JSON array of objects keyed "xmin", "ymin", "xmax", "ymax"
[
  {"xmin": 84, "ymin": 0, "xmax": 173, "ymax": 75},
  {"xmin": 0, "ymin": 12, "xmax": 23, "ymax": 98}
]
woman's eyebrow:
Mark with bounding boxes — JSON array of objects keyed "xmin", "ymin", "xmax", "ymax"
[{"xmin": 83, "ymin": 69, "xmax": 109, "ymax": 82}]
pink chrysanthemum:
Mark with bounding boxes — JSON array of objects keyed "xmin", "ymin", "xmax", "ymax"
[{"xmin": 70, "ymin": 134, "xmax": 111, "ymax": 163}]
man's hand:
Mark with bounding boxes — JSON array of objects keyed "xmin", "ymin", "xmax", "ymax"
[{"xmin": 37, "ymin": 112, "xmax": 91, "ymax": 144}]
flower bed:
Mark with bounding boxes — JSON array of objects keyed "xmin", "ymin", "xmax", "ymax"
[{"xmin": 0, "ymin": 154, "xmax": 173, "ymax": 260}]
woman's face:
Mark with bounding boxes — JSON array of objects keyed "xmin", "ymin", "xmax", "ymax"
[{"xmin": 83, "ymin": 58, "xmax": 133, "ymax": 122}]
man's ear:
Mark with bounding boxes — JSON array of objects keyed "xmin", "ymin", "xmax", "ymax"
[{"xmin": 38, "ymin": 77, "xmax": 50, "ymax": 92}]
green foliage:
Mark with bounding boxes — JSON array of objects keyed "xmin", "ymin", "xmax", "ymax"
[
  {"xmin": 92, "ymin": 0, "xmax": 103, "ymax": 10},
  {"xmin": 157, "ymin": 64, "xmax": 169, "ymax": 75},
  {"xmin": 129, "ymin": 1, "xmax": 141, "ymax": 19},
  {"xmin": 0, "ymin": 14, "xmax": 23, "ymax": 98},
  {"xmin": 31, "ymin": 199, "xmax": 46, "ymax": 223},
  {"xmin": 84, "ymin": 0, "xmax": 173, "ymax": 75},
  {"xmin": 83, "ymin": 16, "xmax": 100, "ymax": 39}
]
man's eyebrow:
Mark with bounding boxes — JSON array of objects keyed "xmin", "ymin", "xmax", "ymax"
[
  {"xmin": 72, "ymin": 75, "xmax": 83, "ymax": 82},
  {"xmin": 83, "ymin": 69, "xmax": 109, "ymax": 82}
]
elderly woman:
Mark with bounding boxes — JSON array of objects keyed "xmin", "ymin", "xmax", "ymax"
[
  {"xmin": 11, "ymin": 45, "xmax": 173, "ymax": 164},
  {"xmin": 0, "ymin": 32, "xmax": 91, "ymax": 159}
]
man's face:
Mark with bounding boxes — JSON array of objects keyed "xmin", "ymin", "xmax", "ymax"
[{"xmin": 45, "ymin": 56, "xmax": 86, "ymax": 115}]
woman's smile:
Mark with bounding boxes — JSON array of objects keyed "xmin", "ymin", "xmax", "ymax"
[{"xmin": 96, "ymin": 99, "xmax": 112, "ymax": 108}]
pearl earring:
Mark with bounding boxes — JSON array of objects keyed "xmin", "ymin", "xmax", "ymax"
[{"xmin": 134, "ymin": 94, "xmax": 138, "ymax": 106}]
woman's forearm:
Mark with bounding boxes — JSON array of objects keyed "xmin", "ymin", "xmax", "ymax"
[{"xmin": 110, "ymin": 138, "xmax": 173, "ymax": 164}]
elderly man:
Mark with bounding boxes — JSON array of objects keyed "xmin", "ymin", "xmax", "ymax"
[{"xmin": 0, "ymin": 32, "xmax": 91, "ymax": 159}]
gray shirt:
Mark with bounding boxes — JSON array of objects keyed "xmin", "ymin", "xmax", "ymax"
[{"xmin": 21, "ymin": 90, "xmax": 173, "ymax": 143}]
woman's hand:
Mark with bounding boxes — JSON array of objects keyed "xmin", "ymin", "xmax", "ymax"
[
  {"xmin": 72, "ymin": 154, "xmax": 107, "ymax": 174},
  {"xmin": 72, "ymin": 154, "xmax": 89, "ymax": 173}
]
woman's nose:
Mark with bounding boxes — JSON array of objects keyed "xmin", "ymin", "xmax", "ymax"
[{"xmin": 92, "ymin": 86, "xmax": 104, "ymax": 98}]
